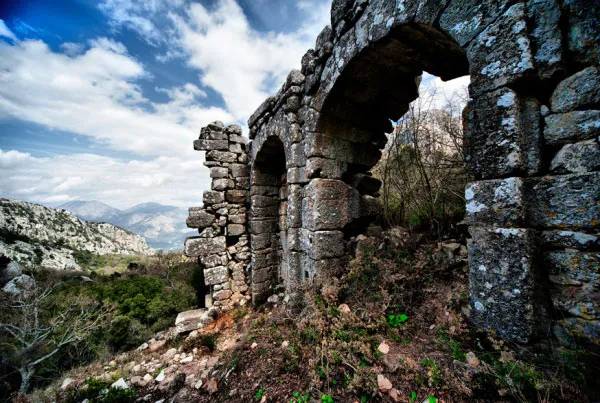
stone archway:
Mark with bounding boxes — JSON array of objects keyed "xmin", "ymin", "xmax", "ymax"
[
  {"xmin": 189, "ymin": 0, "xmax": 600, "ymax": 350},
  {"xmin": 250, "ymin": 136, "xmax": 290, "ymax": 303}
]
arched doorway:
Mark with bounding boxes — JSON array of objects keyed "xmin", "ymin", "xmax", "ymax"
[{"xmin": 250, "ymin": 136, "xmax": 289, "ymax": 303}]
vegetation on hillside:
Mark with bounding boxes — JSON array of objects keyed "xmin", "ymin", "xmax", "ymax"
[{"xmin": 0, "ymin": 253, "xmax": 201, "ymax": 396}]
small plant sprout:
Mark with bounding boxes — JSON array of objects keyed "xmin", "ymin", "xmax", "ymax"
[
  {"xmin": 322, "ymin": 394, "xmax": 334, "ymax": 403},
  {"xmin": 387, "ymin": 313, "xmax": 409, "ymax": 328}
]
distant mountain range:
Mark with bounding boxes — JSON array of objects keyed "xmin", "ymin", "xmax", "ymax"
[
  {"xmin": 58, "ymin": 200, "xmax": 194, "ymax": 250},
  {"xmin": 0, "ymin": 199, "xmax": 153, "ymax": 271}
]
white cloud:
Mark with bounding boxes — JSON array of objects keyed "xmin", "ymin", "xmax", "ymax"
[
  {"xmin": 99, "ymin": 0, "xmax": 332, "ymax": 121},
  {"xmin": 0, "ymin": 38, "xmax": 234, "ymax": 157},
  {"xmin": 173, "ymin": 0, "xmax": 331, "ymax": 120},
  {"xmin": 0, "ymin": 20, "xmax": 18, "ymax": 42},
  {"xmin": 0, "ymin": 149, "xmax": 209, "ymax": 209},
  {"xmin": 420, "ymin": 73, "xmax": 470, "ymax": 112}
]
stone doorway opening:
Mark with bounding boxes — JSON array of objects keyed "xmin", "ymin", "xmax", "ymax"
[
  {"xmin": 250, "ymin": 136, "xmax": 288, "ymax": 303},
  {"xmin": 314, "ymin": 24, "xmax": 470, "ymax": 238}
]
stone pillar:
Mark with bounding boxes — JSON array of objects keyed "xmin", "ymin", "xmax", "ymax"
[
  {"xmin": 184, "ymin": 121, "xmax": 251, "ymax": 311},
  {"xmin": 463, "ymin": 1, "xmax": 600, "ymax": 346}
]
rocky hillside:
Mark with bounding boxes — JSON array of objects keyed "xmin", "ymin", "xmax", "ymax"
[
  {"xmin": 0, "ymin": 199, "xmax": 153, "ymax": 270},
  {"xmin": 59, "ymin": 201, "xmax": 194, "ymax": 250}
]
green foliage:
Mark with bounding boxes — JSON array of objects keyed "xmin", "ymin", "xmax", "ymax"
[
  {"xmin": 289, "ymin": 391, "xmax": 310, "ymax": 403},
  {"xmin": 65, "ymin": 377, "xmax": 137, "ymax": 403},
  {"xmin": 428, "ymin": 397, "xmax": 437, "ymax": 403},
  {"xmin": 422, "ymin": 359, "xmax": 442, "ymax": 387},
  {"xmin": 255, "ymin": 386, "xmax": 264, "ymax": 400},
  {"xmin": 0, "ymin": 227, "xmax": 31, "ymax": 244},
  {"xmin": 436, "ymin": 328, "xmax": 465, "ymax": 360},
  {"xmin": 321, "ymin": 394, "xmax": 334, "ymax": 403},
  {"xmin": 409, "ymin": 391, "xmax": 417, "ymax": 402},
  {"xmin": 387, "ymin": 313, "xmax": 408, "ymax": 328}
]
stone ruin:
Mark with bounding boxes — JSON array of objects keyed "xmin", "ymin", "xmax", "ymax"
[{"xmin": 185, "ymin": 0, "xmax": 599, "ymax": 351}]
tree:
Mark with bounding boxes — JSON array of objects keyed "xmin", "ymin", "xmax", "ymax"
[
  {"xmin": 374, "ymin": 79, "xmax": 471, "ymax": 235},
  {"xmin": 0, "ymin": 275, "xmax": 110, "ymax": 393}
]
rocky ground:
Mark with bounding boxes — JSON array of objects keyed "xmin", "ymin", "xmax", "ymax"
[{"xmin": 20, "ymin": 229, "xmax": 599, "ymax": 403}]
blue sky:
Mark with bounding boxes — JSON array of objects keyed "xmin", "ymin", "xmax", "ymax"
[
  {"xmin": 0, "ymin": 0, "xmax": 468, "ymax": 210},
  {"xmin": 0, "ymin": 0, "xmax": 332, "ymax": 209}
]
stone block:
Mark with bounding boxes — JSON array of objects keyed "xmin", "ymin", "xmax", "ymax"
[
  {"xmin": 287, "ymin": 143, "xmax": 306, "ymax": 168},
  {"xmin": 204, "ymin": 266, "xmax": 229, "ymax": 286},
  {"xmin": 544, "ymin": 110, "xmax": 600, "ymax": 146},
  {"xmin": 251, "ymin": 205, "xmax": 279, "ymax": 218},
  {"xmin": 287, "ymin": 228, "xmax": 302, "ymax": 252},
  {"xmin": 200, "ymin": 254, "xmax": 226, "ymax": 268},
  {"xmin": 227, "ymin": 224, "xmax": 245, "ymax": 237},
  {"xmin": 465, "ymin": 88, "xmax": 541, "ymax": 179},
  {"xmin": 553, "ymin": 318, "xmax": 600, "ymax": 352},
  {"xmin": 212, "ymin": 178, "xmax": 234, "ymax": 191},
  {"xmin": 302, "ymin": 230, "xmax": 345, "ymax": 260},
  {"xmin": 562, "ymin": 0, "xmax": 600, "ymax": 65},
  {"xmin": 226, "ymin": 190, "xmax": 249, "ymax": 203},
  {"xmin": 467, "ymin": 3, "xmax": 534, "ymax": 94},
  {"xmin": 175, "ymin": 309, "xmax": 210, "ymax": 334},
  {"xmin": 210, "ymin": 167, "xmax": 229, "ymax": 178},
  {"xmin": 184, "ymin": 236, "xmax": 226, "ymax": 257},
  {"xmin": 226, "ymin": 124, "xmax": 243, "ymax": 135},
  {"xmin": 469, "ymin": 227, "xmax": 540, "ymax": 343},
  {"xmin": 251, "ymin": 195, "xmax": 279, "ymax": 208},
  {"xmin": 302, "ymin": 179, "xmax": 361, "ymax": 231},
  {"xmin": 236, "ymin": 177, "xmax": 250, "ymax": 190},
  {"xmin": 229, "ymin": 143, "xmax": 244, "ymax": 153},
  {"xmin": 540, "ymin": 230, "xmax": 599, "ymax": 251},
  {"xmin": 213, "ymin": 290, "xmax": 232, "ymax": 301},
  {"xmin": 465, "ymin": 178, "xmax": 526, "ymax": 227},
  {"xmin": 252, "ymin": 266, "xmax": 278, "ymax": 284},
  {"xmin": 439, "ymin": 0, "xmax": 511, "ymax": 46},
  {"xmin": 550, "ymin": 139, "xmax": 600, "ymax": 173},
  {"xmin": 551, "ymin": 67, "xmax": 600, "ymax": 113},
  {"xmin": 526, "ymin": 0, "xmax": 563, "ymax": 80},
  {"xmin": 545, "ymin": 251, "xmax": 600, "ymax": 286},
  {"xmin": 286, "ymin": 185, "xmax": 303, "ymax": 228},
  {"xmin": 250, "ymin": 218, "xmax": 278, "ymax": 234},
  {"xmin": 206, "ymin": 150, "xmax": 238, "ymax": 163},
  {"xmin": 287, "ymin": 167, "xmax": 309, "ymax": 184},
  {"xmin": 200, "ymin": 127, "xmax": 227, "ymax": 140},
  {"xmin": 306, "ymin": 157, "xmax": 346, "ymax": 179},
  {"xmin": 193, "ymin": 139, "xmax": 228, "ymax": 151},
  {"xmin": 231, "ymin": 163, "xmax": 249, "ymax": 178},
  {"xmin": 528, "ymin": 172, "xmax": 600, "ymax": 229},
  {"xmin": 186, "ymin": 210, "xmax": 215, "ymax": 229},
  {"xmin": 203, "ymin": 191, "xmax": 224, "ymax": 205},
  {"xmin": 229, "ymin": 214, "xmax": 246, "ymax": 224},
  {"xmin": 251, "ymin": 234, "xmax": 271, "ymax": 250}
]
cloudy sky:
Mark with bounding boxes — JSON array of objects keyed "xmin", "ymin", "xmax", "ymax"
[{"xmin": 0, "ymin": 0, "xmax": 468, "ymax": 210}]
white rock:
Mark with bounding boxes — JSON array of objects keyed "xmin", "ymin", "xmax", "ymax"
[
  {"xmin": 377, "ymin": 341, "xmax": 390, "ymax": 355},
  {"xmin": 377, "ymin": 374, "xmax": 393, "ymax": 392},
  {"xmin": 111, "ymin": 378, "xmax": 128, "ymax": 390},
  {"xmin": 143, "ymin": 374, "xmax": 153, "ymax": 382},
  {"xmin": 60, "ymin": 377, "xmax": 73, "ymax": 390},
  {"xmin": 281, "ymin": 341, "xmax": 289, "ymax": 349},
  {"xmin": 180, "ymin": 355, "xmax": 194, "ymax": 364},
  {"xmin": 155, "ymin": 370, "xmax": 165, "ymax": 382}
]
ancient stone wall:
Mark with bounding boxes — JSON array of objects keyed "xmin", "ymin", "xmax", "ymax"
[
  {"xmin": 184, "ymin": 122, "xmax": 251, "ymax": 310},
  {"xmin": 186, "ymin": 0, "xmax": 599, "ymax": 351}
]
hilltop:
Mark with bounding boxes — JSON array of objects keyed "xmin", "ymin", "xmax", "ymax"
[
  {"xmin": 59, "ymin": 201, "xmax": 194, "ymax": 250},
  {"xmin": 0, "ymin": 199, "xmax": 153, "ymax": 271}
]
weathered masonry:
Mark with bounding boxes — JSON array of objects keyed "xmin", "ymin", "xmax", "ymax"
[{"xmin": 185, "ymin": 0, "xmax": 599, "ymax": 350}]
